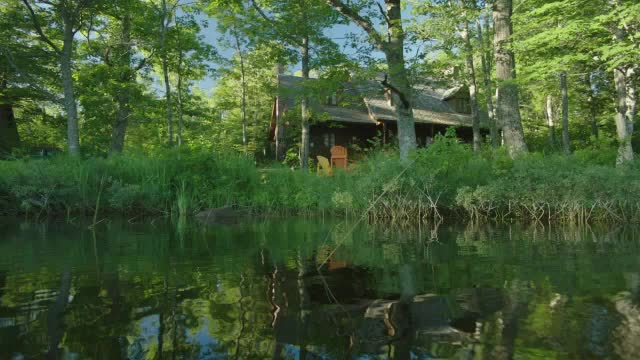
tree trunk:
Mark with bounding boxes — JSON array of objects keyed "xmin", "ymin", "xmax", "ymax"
[
  {"xmin": 0, "ymin": 103, "xmax": 20, "ymax": 154},
  {"xmin": 177, "ymin": 50, "xmax": 184, "ymax": 147},
  {"xmin": 299, "ymin": 35, "xmax": 310, "ymax": 169},
  {"xmin": 493, "ymin": 0, "xmax": 527, "ymax": 158},
  {"xmin": 586, "ymin": 74, "xmax": 599, "ymax": 139},
  {"xmin": 462, "ymin": 18, "xmax": 481, "ymax": 152},
  {"xmin": 477, "ymin": 18, "xmax": 498, "ymax": 148},
  {"xmin": 275, "ymin": 102, "xmax": 285, "ymax": 162},
  {"xmin": 234, "ymin": 31, "xmax": 247, "ymax": 152},
  {"xmin": 625, "ymin": 67, "xmax": 636, "ymax": 139},
  {"xmin": 327, "ymin": 0, "xmax": 417, "ymax": 161},
  {"xmin": 160, "ymin": 0, "xmax": 173, "ymax": 146},
  {"xmin": 383, "ymin": 0, "xmax": 416, "ymax": 161},
  {"xmin": 110, "ymin": 15, "xmax": 133, "ymax": 155},
  {"xmin": 274, "ymin": 65, "xmax": 285, "ymax": 161},
  {"xmin": 546, "ymin": 95, "xmax": 555, "ymax": 146},
  {"xmin": 61, "ymin": 15, "xmax": 80, "ymax": 156},
  {"xmin": 560, "ymin": 72, "xmax": 570, "ymax": 154},
  {"xmin": 613, "ymin": 67, "xmax": 633, "ymax": 164}
]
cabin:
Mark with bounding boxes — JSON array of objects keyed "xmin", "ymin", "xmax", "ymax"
[{"xmin": 269, "ymin": 74, "xmax": 486, "ymax": 161}]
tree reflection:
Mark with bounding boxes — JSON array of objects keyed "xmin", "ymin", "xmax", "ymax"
[{"xmin": 0, "ymin": 219, "xmax": 640, "ymax": 358}]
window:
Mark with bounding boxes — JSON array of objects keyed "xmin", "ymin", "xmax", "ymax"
[{"xmin": 323, "ymin": 132, "xmax": 335, "ymax": 147}]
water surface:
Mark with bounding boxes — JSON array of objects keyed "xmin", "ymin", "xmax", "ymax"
[{"xmin": 0, "ymin": 218, "xmax": 639, "ymax": 359}]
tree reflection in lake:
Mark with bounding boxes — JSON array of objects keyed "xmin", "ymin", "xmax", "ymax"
[{"xmin": 0, "ymin": 218, "xmax": 639, "ymax": 359}]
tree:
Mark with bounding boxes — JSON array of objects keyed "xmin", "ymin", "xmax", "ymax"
[
  {"xmin": 545, "ymin": 95, "xmax": 556, "ymax": 146},
  {"xmin": 411, "ymin": 0, "xmax": 482, "ymax": 152},
  {"xmin": 157, "ymin": 0, "xmax": 178, "ymax": 146},
  {"xmin": 512, "ymin": 0, "xmax": 599, "ymax": 155},
  {"xmin": 327, "ymin": 0, "xmax": 417, "ymax": 161},
  {"xmin": 21, "ymin": 0, "xmax": 101, "ymax": 156},
  {"xmin": 493, "ymin": 0, "xmax": 527, "ymax": 158},
  {"xmin": 461, "ymin": 9, "xmax": 482, "ymax": 152},
  {"xmin": 210, "ymin": 0, "xmax": 343, "ymax": 168},
  {"xmin": 560, "ymin": 71, "xmax": 570, "ymax": 153},
  {"xmin": 104, "ymin": 1, "xmax": 156, "ymax": 154},
  {"xmin": 167, "ymin": 11, "xmax": 215, "ymax": 148},
  {"xmin": 476, "ymin": 10, "xmax": 499, "ymax": 147},
  {"xmin": 601, "ymin": 0, "xmax": 639, "ymax": 164},
  {"xmin": 210, "ymin": 44, "xmax": 282, "ymax": 156},
  {"xmin": 0, "ymin": 100, "xmax": 20, "ymax": 155},
  {"xmin": 97, "ymin": 0, "xmax": 155, "ymax": 154}
]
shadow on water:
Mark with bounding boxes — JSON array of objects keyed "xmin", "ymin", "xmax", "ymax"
[{"xmin": 0, "ymin": 217, "xmax": 640, "ymax": 359}]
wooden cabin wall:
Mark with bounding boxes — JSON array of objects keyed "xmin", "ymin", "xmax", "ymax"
[
  {"xmin": 308, "ymin": 121, "xmax": 489, "ymax": 161},
  {"xmin": 309, "ymin": 123, "xmax": 378, "ymax": 159}
]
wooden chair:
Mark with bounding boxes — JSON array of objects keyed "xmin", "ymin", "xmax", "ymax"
[
  {"xmin": 316, "ymin": 155, "xmax": 333, "ymax": 176},
  {"xmin": 330, "ymin": 145, "xmax": 348, "ymax": 170}
]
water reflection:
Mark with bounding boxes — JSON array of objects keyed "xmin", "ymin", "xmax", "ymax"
[{"xmin": 0, "ymin": 219, "xmax": 639, "ymax": 359}]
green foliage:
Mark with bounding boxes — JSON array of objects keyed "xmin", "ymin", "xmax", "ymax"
[
  {"xmin": 0, "ymin": 149, "xmax": 259, "ymax": 216},
  {"xmin": 2, "ymin": 134, "xmax": 638, "ymax": 223}
]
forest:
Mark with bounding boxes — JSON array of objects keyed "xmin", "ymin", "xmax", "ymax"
[{"xmin": 0, "ymin": 0, "xmax": 639, "ymax": 221}]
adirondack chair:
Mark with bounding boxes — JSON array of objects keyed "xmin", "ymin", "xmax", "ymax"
[
  {"xmin": 316, "ymin": 155, "xmax": 333, "ymax": 176},
  {"xmin": 330, "ymin": 145, "xmax": 348, "ymax": 170}
]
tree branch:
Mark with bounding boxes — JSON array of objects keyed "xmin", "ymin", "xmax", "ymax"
[
  {"xmin": 21, "ymin": 0, "xmax": 61, "ymax": 54},
  {"xmin": 250, "ymin": 0, "xmax": 304, "ymax": 47},
  {"xmin": 134, "ymin": 50, "xmax": 155, "ymax": 71},
  {"xmin": 326, "ymin": 0, "xmax": 385, "ymax": 49},
  {"xmin": 381, "ymin": 74, "xmax": 410, "ymax": 108},
  {"xmin": 375, "ymin": 1, "xmax": 391, "ymax": 28}
]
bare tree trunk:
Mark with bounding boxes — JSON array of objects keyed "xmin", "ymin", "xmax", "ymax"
[
  {"xmin": 546, "ymin": 95, "xmax": 556, "ymax": 146},
  {"xmin": 0, "ymin": 103, "xmax": 20, "ymax": 154},
  {"xmin": 493, "ymin": 0, "xmax": 527, "ymax": 158},
  {"xmin": 383, "ymin": 0, "xmax": 416, "ymax": 161},
  {"xmin": 462, "ymin": 17, "xmax": 481, "ymax": 152},
  {"xmin": 300, "ymin": 35, "xmax": 311, "ymax": 169},
  {"xmin": 626, "ymin": 67, "xmax": 636, "ymax": 138},
  {"xmin": 233, "ymin": 30, "xmax": 247, "ymax": 152},
  {"xmin": 110, "ymin": 15, "xmax": 133, "ymax": 155},
  {"xmin": 560, "ymin": 72, "xmax": 570, "ymax": 154},
  {"xmin": 177, "ymin": 50, "xmax": 184, "ymax": 147},
  {"xmin": 273, "ymin": 64, "xmax": 286, "ymax": 161},
  {"xmin": 477, "ymin": 18, "xmax": 498, "ymax": 148},
  {"xmin": 586, "ymin": 74, "xmax": 599, "ymax": 139},
  {"xmin": 160, "ymin": 0, "xmax": 173, "ymax": 146},
  {"xmin": 613, "ymin": 67, "xmax": 633, "ymax": 164},
  {"xmin": 275, "ymin": 108, "xmax": 285, "ymax": 162},
  {"xmin": 0, "ymin": 74, "xmax": 20, "ymax": 154},
  {"xmin": 61, "ymin": 15, "xmax": 80, "ymax": 156}
]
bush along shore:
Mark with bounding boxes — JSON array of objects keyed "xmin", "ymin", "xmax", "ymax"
[{"xmin": 1, "ymin": 134, "xmax": 639, "ymax": 224}]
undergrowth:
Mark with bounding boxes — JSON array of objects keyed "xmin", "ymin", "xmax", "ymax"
[{"xmin": 1, "ymin": 133, "xmax": 639, "ymax": 224}]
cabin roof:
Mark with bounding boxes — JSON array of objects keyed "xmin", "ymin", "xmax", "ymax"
[{"xmin": 275, "ymin": 74, "xmax": 482, "ymax": 128}]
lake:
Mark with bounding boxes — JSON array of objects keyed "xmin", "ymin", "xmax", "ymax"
[{"xmin": 0, "ymin": 218, "xmax": 639, "ymax": 359}]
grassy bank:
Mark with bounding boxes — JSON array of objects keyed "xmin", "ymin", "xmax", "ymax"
[{"xmin": 1, "ymin": 135, "xmax": 639, "ymax": 223}]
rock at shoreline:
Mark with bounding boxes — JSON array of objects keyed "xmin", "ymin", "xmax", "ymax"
[{"xmin": 194, "ymin": 205, "xmax": 245, "ymax": 224}]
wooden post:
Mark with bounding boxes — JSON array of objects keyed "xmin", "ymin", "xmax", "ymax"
[{"xmin": 382, "ymin": 121, "xmax": 387, "ymax": 145}]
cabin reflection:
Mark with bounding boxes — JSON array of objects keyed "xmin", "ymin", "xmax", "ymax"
[{"xmin": 268, "ymin": 255, "xmax": 507, "ymax": 359}]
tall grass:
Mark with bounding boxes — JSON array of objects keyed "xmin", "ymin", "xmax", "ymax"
[{"xmin": 1, "ymin": 136, "xmax": 639, "ymax": 223}]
